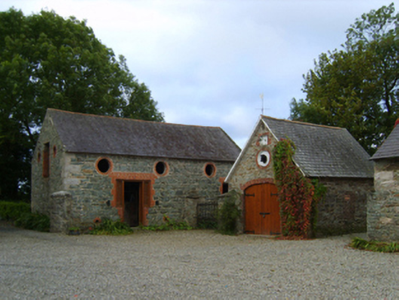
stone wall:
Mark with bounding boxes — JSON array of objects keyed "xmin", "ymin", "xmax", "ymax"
[
  {"xmin": 41, "ymin": 152, "xmax": 232, "ymax": 228},
  {"xmin": 59, "ymin": 153, "xmax": 119, "ymax": 227},
  {"xmin": 149, "ymin": 159, "xmax": 231, "ymax": 226},
  {"xmin": 315, "ymin": 177, "xmax": 373, "ymax": 236},
  {"xmin": 228, "ymin": 122, "xmax": 276, "ymax": 192},
  {"xmin": 49, "ymin": 191, "xmax": 72, "ymax": 233},
  {"xmin": 226, "ymin": 122, "xmax": 278, "ymax": 233},
  {"xmin": 31, "ymin": 114, "xmax": 65, "ymax": 215},
  {"xmin": 368, "ymin": 159, "xmax": 399, "ymax": 242}
]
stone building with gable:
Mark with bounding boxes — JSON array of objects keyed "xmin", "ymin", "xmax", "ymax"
[
  {"xmin": 368, "ymin": 123, "xmax": 399, "ymax": 242},
  {"xmin": 32, "ymin": 109, "xmax": 240, "ymax": 232},
  {"xmin": 225, "ymin": 116, "xmax": 374, "ymax": 236}
]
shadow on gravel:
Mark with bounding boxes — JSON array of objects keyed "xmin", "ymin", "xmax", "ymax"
[{"xmin": 0, "ymin": 221, "xmax": 20, "ymax": 233}]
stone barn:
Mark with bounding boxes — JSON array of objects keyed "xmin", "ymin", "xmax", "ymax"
[
  {"xmin": 368, "ymin": 123, "xmax": 399, "ymax": 242},
  {"xmin": 225, "ymin": 116, "xmax": 374, "ymax": 236},
  {"xmin": 32, "ymin": 109, "xmax": 240, "ymax": 232}
]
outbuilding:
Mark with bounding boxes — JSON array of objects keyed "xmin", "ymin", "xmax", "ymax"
[
  {"xmin": 368, "ymin": 123, "xmax": 399, "ymax": 242},
  {"xmin": 32, "ymin": 109, "xmax": 240, "ymax": 232},
  {"xmin": 225, "ymin": 116, "xmax": 374, "ymax": 236}
]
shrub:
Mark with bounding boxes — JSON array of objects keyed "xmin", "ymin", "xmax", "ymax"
[
  {"xmin": 350, "ymin": 237, "xmax": 399, "ymax": 253},
  {"xmin": 217, "ymin": 191, "xmax": 241, "ymax": 235},
  {"xmin": 197, "ymin": 220, "xmax": 218, "ymax": 229},
  {"xmin": 15, "ymin": 212, "xmax": 50, "ymax": 232},
  {"xmin": 89, "ymin": 218, "xmax": 133, "ymax": 235},
  {"xmin": 0, "ymin": 201, "xmax": 31, "ymax": 221},
  {"xmin": 141, "ymin": 215, "xmax": 192, "ymax": 231},
  {"xmin": 273, "ymin": 139, "xmax": 326, "ymax": 238}
]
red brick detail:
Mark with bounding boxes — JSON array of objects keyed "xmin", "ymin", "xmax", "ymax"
[
  {"xmin": 240, "ymin": 178, "xmax": 275, "ymax": 191},
  {"xmin": 108, "ymin": 172, "xmax": 157, "ymax": 225},
  {"xmin": 95, "ymin": 157, "xmax": 114, "ymax": 175},
  {"xmin": 219, "ymin": 177, "xmax": 226, "ymax": 194},
  {"xmin": 42, "ymin": 143, "xmax": 50, "ymax": 178},
  {"xmin": 154, "ymin": 161, "xmax": 169, "ymax": 177},
  {"xmin": 204, "ymin": 162, "xmax": 217, "ymax": 178},
  {"xmin": 256, "ymin": 132, "xmax": 271, "ymax": 146}
]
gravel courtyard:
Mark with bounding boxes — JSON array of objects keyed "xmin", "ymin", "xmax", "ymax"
[{"xmin": 0, "ymin": 224, "xmax": 398, "ymax": 299}]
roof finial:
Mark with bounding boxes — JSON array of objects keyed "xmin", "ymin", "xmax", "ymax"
[
  {"xmin": 257, "ymin": 93, "xmax": 268, "ymax": 115},
  {"xmin": 260, "ymin": 93, "xmax": 264, "ymax": 115}
]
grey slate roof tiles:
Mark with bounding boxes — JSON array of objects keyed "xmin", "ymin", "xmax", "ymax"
[
  {"xmin": 47, "ymin": 109, "xmax": 241, "ymax": 162},
  {"xmin": 263, "ymin": 116, "xmax": 374, "ymax": 178},
  {"xmin": 371, "ymin": 124, "xmax": 399, "ymax": 160}
]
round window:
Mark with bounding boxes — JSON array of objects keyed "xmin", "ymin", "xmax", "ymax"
[
  {"xmin": 204, "ymin": 163, "xmax": 216, "ymax": 178},
  {"xmin": 155, "ymin": 161, "xmax": 169, "ymax": 176},
  {"xmin": 257, "ymin": 150, "xmax": 270, "ymax": 168},
  {"xmin": 96, "ymin": 158, "xmax": 112, "ymax": 174}
]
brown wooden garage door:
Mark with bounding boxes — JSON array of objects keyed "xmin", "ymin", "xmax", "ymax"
[{"xmin": 244, "ymin": 183, "xmax": 281, "ymax": 235}]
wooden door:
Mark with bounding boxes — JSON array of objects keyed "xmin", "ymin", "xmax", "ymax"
[{"xmin": 244, "ymin": 183, "xmax": 281, "ymax": 235}]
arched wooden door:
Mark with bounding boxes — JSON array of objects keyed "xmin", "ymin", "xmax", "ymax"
[{"xmin": 244, "ymin": 183, "xmax": 281, "ymax": 235}]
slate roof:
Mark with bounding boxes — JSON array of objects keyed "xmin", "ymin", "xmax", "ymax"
[
  {"xmin": 46, "ymin": 109, "xmax": 240, "ymax": 162},
  {"xmin": 371, "ymin": 125, "xmax": 399, "ymax": 160},
  {"xmin": 263, "ymin": 116, "xmax": 373, "ymax": 178},
  {"xmin": 226, "ymin": 116, "xmax": 374, "ymax": 181}
]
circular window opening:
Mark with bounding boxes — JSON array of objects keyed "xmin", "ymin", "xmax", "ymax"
[
  {"xmin": 155, "ymin": 161, "xmax": 167, "ymax": 175},
  {"xmin": 257, "ymin": 150, "xmax": 270, "ymax": 168},
  {"xmin": 97, "ymin": 158, "xmax": 111, "ymax": 174},
  {"xmin": 204, "ymin": 163, "xmax": 216, "ymax": 178}
]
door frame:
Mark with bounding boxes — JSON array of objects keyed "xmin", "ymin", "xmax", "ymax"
[{"xmin": 109, "ymin": 171, "xmax": 156, "ymax": 226}]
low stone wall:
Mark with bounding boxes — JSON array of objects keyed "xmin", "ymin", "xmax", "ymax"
[
  {"xmin": 316, "ymin": 177, "xmax": 373, "ymax": 236},
  {"xmin": 368, "ymin": 159, "xmax": 399, "ymax": 242}
]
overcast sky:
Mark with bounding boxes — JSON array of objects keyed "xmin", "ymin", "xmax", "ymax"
[{"xmin": 1, "ymin": 0, "xmax": 396, "ymax": 147}]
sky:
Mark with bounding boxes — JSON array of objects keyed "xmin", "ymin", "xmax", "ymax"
[{"xmin": 1, "ymin": 0, "xmax": 397, "ymax": 148}]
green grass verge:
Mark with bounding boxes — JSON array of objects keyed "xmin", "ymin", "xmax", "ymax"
[
  {"xmin": 140, "ymin": 215, "xmax": 192, "ymax": 231},
  {"xmin": 89, "ymin": 218, "xmax": 134, "ymax": 235},
  {"xmin": 350, "ymin": 237, "xmax": 399, "ymax": 253}
]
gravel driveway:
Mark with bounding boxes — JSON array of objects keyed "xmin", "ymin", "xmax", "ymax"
[{"xmin": 0, "ymin": 224, "xmax": 398, "ymax": 299}]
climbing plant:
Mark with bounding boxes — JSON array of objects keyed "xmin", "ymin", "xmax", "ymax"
[{"xmin": 272, "ymin": 138, "xmax": 326, "ymax": 238}]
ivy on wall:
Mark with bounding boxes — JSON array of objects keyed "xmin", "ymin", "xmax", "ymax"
[{"xmin": 272, "ymin": 138, "xmax": 326, "ymax": 238}]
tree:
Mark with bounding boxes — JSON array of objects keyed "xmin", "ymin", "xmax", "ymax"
[
  {"xmin": 0, "ymin": 8, "xmax": 164, "ymax": 200},
  {"xmin": 290, "ymin": 3, "xmax": 399, "ymax": 154}
]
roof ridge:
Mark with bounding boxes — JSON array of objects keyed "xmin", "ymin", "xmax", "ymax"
[
  {"xmin": 261, "ymin": 115, "xmax": 344, "ymax": 130},
  {"xmin": 47, "ymin": 108, "xmax": 222, "ymax": 129}
]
